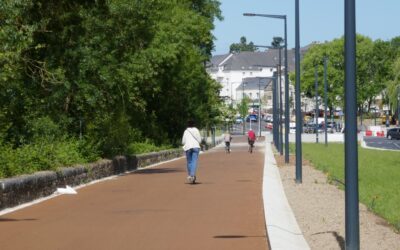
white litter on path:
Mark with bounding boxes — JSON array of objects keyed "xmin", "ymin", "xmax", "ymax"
[{"xmin": 56, "ymin": 185, "xmax": 77, "ymax": 195}]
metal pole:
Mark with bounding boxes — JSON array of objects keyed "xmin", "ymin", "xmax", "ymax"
[
  {"xmin": 284, "ymin": 17, "xmax": 289, "ymax": 163},
  {"xmin": 345, "ymin": 0, "xmax": 360, "ymax": 249},
  {"xmin": 324, "ymin": 57, "xmax": 328, "ymax": 146},
  {"xmin": 242, "ymin": 83, "xmax": 245, "ymax": 135},
  {"xmin": 272, "ymin": 77, "xmax": 276, "ymax": 146},
  {"xmin": 279, "ymin": 49, "xmax": 283, "ymax": 155},
  {"xmin": 398, "ymin": 87, "xmax": 400, "ymax": 126},
  {"xmin": 315, "ymin": 65, "xmax": 319, "ymax": 143},
  {"xmin": 259, "ymin": 78, "xmax": 262, "ymax": 137},
  {"xmin": 230, "ymin": 80, "xmax": 233, "ymax": 108},
  {"xmin": 295, "ymin": 0, "xmax": 302, "ymax": 183},
  {"xmin": 273, "ymin": 76, "xmax": 278, "ymax": 148}
]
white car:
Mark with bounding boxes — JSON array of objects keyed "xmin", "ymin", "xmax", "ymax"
[{"xmin": 289, "ymin": 122, "xmax": 296, "ymax": 133}]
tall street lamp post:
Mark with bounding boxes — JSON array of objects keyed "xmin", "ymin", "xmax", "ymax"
[
  {"xmin": 315, "ymin": 65, "xmax": 319, "ymax": 143},
  {"xmin": 345, "ymin": 0, "xmax": 360, "ymax": 249},
  {"xmin": 258, "ymin": 78, "xmax": 262, "ymax": 137},
  {"xmin": 244, "ymin": 12, "xmax": 289, "ymax": 163},
  {"xmin": 324, "ymin": 57, "xmax": 328, "ymax": 146},
  {"xmin": 295, "ymin": 0, "xmax": 302, "ymax": 183},
  {"xmin": 397, "ymin": 86, "xmax": 400, "ymax": 126},
  {"xmin": 242, "ymin": 82, "xmax": 247, "ymax": 135},
  {"xmin": 255, "ymin": 43, "xmax": 283, "ymax": 154},
  {"xmin": 270, "ymin": 74, "xmax": 278, "ymax": 148}
]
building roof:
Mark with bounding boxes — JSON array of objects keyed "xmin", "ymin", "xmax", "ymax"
[
  {"xmin": 237, "ymin": 77, "xmax": 273, "ymax": 91},
  {"xmin": 208, "ymin": 45, "xmax": 311, "ymax": 73}
]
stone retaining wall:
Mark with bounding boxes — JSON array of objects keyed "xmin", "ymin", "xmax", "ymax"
[{"xmin": 0, "ymin": 149, "xmax": 184, "ymax": 210}]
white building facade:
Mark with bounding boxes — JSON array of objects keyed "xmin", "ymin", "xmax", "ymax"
[{"xmin": 207, "ymin": 50, "xmax": 295, "ymax": 114}]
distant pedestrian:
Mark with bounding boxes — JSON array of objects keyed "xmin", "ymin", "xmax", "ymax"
[{"xmin": 182, "ymin": 120, "xmax": 202, "ymax": 184}]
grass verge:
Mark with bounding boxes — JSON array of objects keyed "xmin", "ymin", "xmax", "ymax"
[{"xmin": 292, "ymin": 143, "xmax": 400, "ymax": 231}]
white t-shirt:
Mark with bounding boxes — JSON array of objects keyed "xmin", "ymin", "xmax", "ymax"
[
  {"xmin": 224, "ymin": 133, "xmax": 231, "ymax": 142},
  {"xmin": 182, "ymin": 127, "xmax": 202, "ymax": 151}
]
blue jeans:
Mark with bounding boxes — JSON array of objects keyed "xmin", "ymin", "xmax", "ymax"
[{"xmin": 185, "ymin": 148, "xmax": 200, "ymax": 177}]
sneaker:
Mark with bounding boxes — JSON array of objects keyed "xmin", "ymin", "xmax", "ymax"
[
  {"xmin": 187, "ymin": 176, "xmax": 193, "ymax": 183},
  {"xmin": 192, "ymin": 176, "xmax": 196, "ymax": 184}
]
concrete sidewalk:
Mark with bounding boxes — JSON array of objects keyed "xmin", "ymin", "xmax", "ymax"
[{"xmin": 262, "ymin": 135, "xmax": 310, "ymax": 250}]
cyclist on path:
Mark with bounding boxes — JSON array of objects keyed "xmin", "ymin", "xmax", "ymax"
[
  {"xmin": 224, "ymin": 131, "xmax": 232, "ymax": 153},
  {"xmin": 247, "ymin": 129, "xmax": 256, "ymax": 153}
]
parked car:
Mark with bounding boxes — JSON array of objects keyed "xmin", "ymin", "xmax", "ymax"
[
  {"xmin": 289, "ymin": 122, "xmax": 296, "ymax": 133},
  {"xmin": 235, "ymin": 117, "xmax": 243, "ymax": 124},
  {"xmin": 326, "ymin": 121, "xmax": 337, "ymax": 133},
  {"xmin": 246, "ymin": 114, "xmax": 258, "ymax": 122},
  {"xmin": 304, "ymin": 123, "xmax": 317, "ymax": 133},
  {"xmin": 304, "ymin": 123, "xmax": 323, "ymax": 134},
  {"xmin": 264, "ymin": 115, "xmax": 273, "ymax": 122},
  {"xmin": 265, "ymin": 123, "xmax": 273, "ymax": 130},
  {"xmin": 386, "ymin": 128, "xmax": 400, "ymax": 140}
]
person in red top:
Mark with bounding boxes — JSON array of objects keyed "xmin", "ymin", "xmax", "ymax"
[{"xmin": 247, "ymin": 129, "xmax": 256, "ymax": 153}]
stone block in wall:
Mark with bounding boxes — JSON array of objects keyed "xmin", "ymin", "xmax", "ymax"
[
  {"xmin": 112, "ymin": 156, "xmax": 129, "ymax": 174},
  {"xmin": 0, "ymin": 171, "xmax": 57, "ymax": 209},
  {"xmin": 85, "ymin": 160, "xmax": 114, "ymax": 181},
  {"xmin": 56, "ymin": 166, "xmax": 88, "ymax": 187}
]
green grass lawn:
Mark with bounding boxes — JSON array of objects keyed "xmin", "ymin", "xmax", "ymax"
[{"xmin": 294, "ymin": 143, "xmax": 400, "ymax": 231}]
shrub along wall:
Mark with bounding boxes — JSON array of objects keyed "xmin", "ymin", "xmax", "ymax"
[{"xmin": 0, "ymin": 149, "xmax": 184, "ymax": 210}]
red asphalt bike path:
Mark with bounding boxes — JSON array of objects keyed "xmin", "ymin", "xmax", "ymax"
[{"xmin": 0, "ymin": 136, "xmax": 269, "ymax": 250}]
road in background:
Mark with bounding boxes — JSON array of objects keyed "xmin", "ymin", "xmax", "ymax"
[{"xmin": 363, "ymin": 137, "xmax": 400, "ymax": 150}]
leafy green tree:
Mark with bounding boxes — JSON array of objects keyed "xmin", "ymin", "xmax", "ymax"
[
  {"xmin": 229, "ymin": 36, "xmax": 257, "ymax": 53},
  {"xmin": 299, "ymin": 40, "xmax": 344, "ymax": 112},
  {"xmin": 386, "ymin": 56, "xmax": 400, "ymax": 115},
  {"xmin": 237, "ymin": 96, "xmax": 250, "ymax": 133},
  {"xmin": 0, "ymin": 0, "xmax": 223, "ymax": 159},
  {"xmin": 298, "ymin": 35, "xmax": 395, "ymax": 114}
]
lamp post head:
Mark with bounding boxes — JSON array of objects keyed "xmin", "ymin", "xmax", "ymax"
[{"xmin": 243, "ymin": 13, "xmax": 286, "ymax": 19}]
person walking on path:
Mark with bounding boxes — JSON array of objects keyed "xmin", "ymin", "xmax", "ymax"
[
  {"xmin": 182, "ymin": 120, "xmax": 202, "ymax": 184},
  {"xmin": 224, "ymin": 131, "xmax": 232, "ymax": 153},
  {"xmin": 247, "ymin": 129, "xmax": 256, "ymax": 153}
]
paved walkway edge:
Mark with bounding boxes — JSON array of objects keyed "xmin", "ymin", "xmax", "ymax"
[{"xmin": 263, "ymin": 139, "xmax": 310, "ymax": 250}]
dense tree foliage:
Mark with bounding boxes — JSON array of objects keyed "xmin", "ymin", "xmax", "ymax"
[
  {"xmin": 229, "ymin": 36, "xmax": 257, "ymax": 53},
  {"xmin": 0, "ymin": 0, "xmax": 222, "ymax": 160},
  {"xmin": 297, "ymin": 35, "xmax": 400, "ymax": 114}
]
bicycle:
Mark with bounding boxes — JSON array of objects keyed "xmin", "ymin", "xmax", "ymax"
[{"xmin": 248, "ymin": 140, "xmax": 255, "ymax": 153}]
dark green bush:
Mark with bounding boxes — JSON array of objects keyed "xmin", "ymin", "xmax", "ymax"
[
  {"xmin": 127, "ymin": 140, "xmax": 173, "ymax": 155},
  {"xmin": 0, "ymin": 139, "xmax": 91, "ymax": 179}
]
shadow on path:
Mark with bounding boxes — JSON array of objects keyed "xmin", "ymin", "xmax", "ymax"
[
  {"xmin": 312, "ymin": 231, "xmax": 345, "ymax": 250},
  {"xmin": 0, "ymin": 218, "xmax": 37, "ymax": 222},
  {"xmin": 214, "ymin": 235, "xmax": 266, "ymax": 239},
  {"xmin": 132, "ymin": 168, "xmax": 183, "ymax": 175}
]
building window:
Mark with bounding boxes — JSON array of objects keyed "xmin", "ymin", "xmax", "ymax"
[
  {"xmin": 242, "ymin": 72, "xmax": 245, "ymax": 75},
  {"xmin": 250, "ymin": 72, "xmax": 253, "ymax": 76},
  {"xmin": 249, "ymin": 93, "xmax": 252, "ymax": 98},
  {"xmin": 257, "ymin": 93, "xmax": 259, "ymax": 98}
]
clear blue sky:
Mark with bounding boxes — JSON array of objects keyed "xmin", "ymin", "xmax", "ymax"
[{"xmin": 212, "ymin": 0, "xmax": 400, "ymax": 55}]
